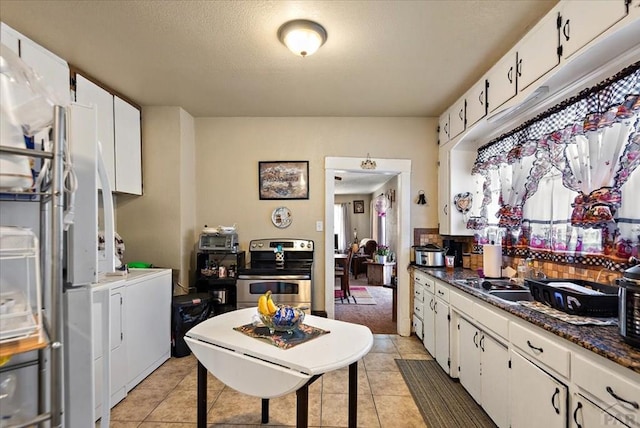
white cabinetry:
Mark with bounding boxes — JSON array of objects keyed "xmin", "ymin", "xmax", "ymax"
[
  {"xmin": 571, "ymin": 393, "xmax": 630, "ymax": 428},
  {"xmin": 510, "ymin": 349, "xmax": 568, "ymax": 428},
  {"xmin": 438, "ymin": 111, "xmax": 449, "ymax": 145},
  {"xmin": 438, "ymin": 145, "xmax": 476, "ymax": 236},
  {"xmin": 125, "ymin": 269, "xmax": 172, "ymax": 389},
  {"xmin": 517, "ymin": 11, "xmax": 561, "ymax": 92},
  {"xmin": 75, "ymin": 75, "xmax": 116, "ymax": 191},
  {"xmin": 559, "ymin": 1, "xmax": 628, "ymax": 60},
  {"xmin": 412, "ymin": 271, "xmax": 425, "ymax": 340},
  {"xmin": 448, "ymin": 97, "xmax": 466, "ymax": 140},
  {"xmin": 75, "ymin": 75, "xmax": 142, "ymax": 195},
  {"xmin": 1, "ymin": 23, "xmax": 70, "ymax": 106},
  {"xmin": 487, "ymin": 48, "xmax": 517, "ymax": 113},
  {"xmin": 458, "ymin": 317, "xmax": 509, "ymax": 428},
  {"xmin": 114, "ymin": 96, "xmax": 142, "ymax": 195},
  {"xmin": 466, "ymin": 79, "xmax": 488, "ymax": 127},
  {"xmin": 433, "ymin": 282, "xmax": 450, "ymax": 374}
]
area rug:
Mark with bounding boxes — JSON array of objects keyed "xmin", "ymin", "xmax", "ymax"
[
  {"xmin": 396, "ymin": 359, "xmax": 496, "ymax": 428},
  {"xmin": 336, "ymin": 286, "xmax": 376, "ymax": 305}
]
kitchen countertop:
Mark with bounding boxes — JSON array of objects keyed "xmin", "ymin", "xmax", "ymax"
[{"xmin": 411, "ymin": 265, "xmax": 640, "ymax": 375}]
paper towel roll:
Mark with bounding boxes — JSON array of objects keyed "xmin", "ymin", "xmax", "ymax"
[{"xmin": 483, "ymin": 244, "xmax": 503, "ymax": 278}]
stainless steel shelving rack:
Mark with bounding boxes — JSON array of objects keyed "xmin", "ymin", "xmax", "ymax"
[{"xmin": 0, "ymin": 106, "xmax": 65, "ymax": 427}]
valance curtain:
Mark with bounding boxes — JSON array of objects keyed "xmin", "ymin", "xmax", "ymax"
[{"xmin": 470, "ymin": 63, "xmax": 640, "ymax": 269}]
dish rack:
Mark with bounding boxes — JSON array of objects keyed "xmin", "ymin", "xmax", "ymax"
[
  {"xmin": 0, "ymin": 226, "xmax": 41, "ymax": 343},
  {"xmin": 525, "ymin": 278, "xmax": 619, "ymax": 317}
]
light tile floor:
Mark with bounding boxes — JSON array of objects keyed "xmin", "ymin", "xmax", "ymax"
[{"xmin": 107, "ymin": 334, "xmax": 431, "ymax": 427}]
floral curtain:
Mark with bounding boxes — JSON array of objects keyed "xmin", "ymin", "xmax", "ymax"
[{"xmin": 470, "ymin": 63, "xmax": 640, "ymax": 269}]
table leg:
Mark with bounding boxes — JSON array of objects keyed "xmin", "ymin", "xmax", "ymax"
[
  {"xmin": 197, "ymin": 361, "xmax": 207, "ymax": 428},
  {"xmin": 349, "ymin": 362, "xmax": 357, "ymax": 428},
  {"xmin": 296, "ymin": 383, "xmax": 309, "ymax": 427},
  {"xmin": 262, "ymin": 398, "xmax": 269, "ymax": 423}
]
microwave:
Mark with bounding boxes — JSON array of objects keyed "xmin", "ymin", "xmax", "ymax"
[{"xmin": 198, "ymin": 233, "xmax": 239, "ymax": 252}]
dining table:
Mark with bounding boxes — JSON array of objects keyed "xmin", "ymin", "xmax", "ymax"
[{"xmin": 185, "ymin": 307, "xmax": 373, "ymax": 427}]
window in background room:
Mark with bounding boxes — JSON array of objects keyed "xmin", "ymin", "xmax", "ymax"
[{"xmin": 334, "ymin": 203, "xmax": 351, "ymax": 252}]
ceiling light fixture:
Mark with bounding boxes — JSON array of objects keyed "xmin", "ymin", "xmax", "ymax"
[{"xmin": 278, "ymin": 19, "xmax": 327, "ymax": 57}]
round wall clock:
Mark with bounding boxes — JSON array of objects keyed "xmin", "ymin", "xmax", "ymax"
[{"xmin": 271, "ymin": 206, "xmax": 292, "ymax": 228}]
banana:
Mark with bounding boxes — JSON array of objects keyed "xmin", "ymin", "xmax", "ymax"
[
  {"xmin": 258, "ymin": 295, "xmax": 269, "ymax": 315},
  {"xmin": 266, "ymin": 293, "xmax": 278, "ymax": 315}
]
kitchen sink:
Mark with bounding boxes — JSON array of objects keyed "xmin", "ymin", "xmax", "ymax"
[{"xmin": 487, "ymin": 289, "xmax": 534, "ymax": 303}]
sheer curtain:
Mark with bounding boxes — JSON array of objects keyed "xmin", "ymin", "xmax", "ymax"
[{"xmin": 334, "ymin": 203, "xmax": 352, "ymax": 252}]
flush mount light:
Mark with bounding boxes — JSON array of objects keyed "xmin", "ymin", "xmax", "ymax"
[{"xmin": 278, "ymin": 19, "xmax": 327, "ymax": 57}]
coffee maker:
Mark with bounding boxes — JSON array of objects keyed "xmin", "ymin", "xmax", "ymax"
[{"xmin": 442, "ymin": 239, "xmax": 463, "ymax": 267}]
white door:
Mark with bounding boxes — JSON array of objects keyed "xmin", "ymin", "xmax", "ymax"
[
  {"xmin": 449, "ymin": 98, "xmax": 466, "ymax": 139},
  {"xmin": 570, "ymin": 393, "xmax": 630, "ymax": 428},
  {"xmin": 466, "ymin": 79, "xmax": 487, "ymax": 127},
  {"xmin": 481, "ymin": 333, "xmax": 509, "ymax": 428},
  {"xmin": 438, "ymin": 146, "xmax": 450, "ymax": 235},
  {"xmin": 458, "ymin": 318, "xmax": 481, "ymax": 403},
  {"xmin": 438, "ymin": 111, "xmax": 449, "ymax": 145},
  {"xmin": 560, "ymin": 0, "xmax": 628, "ymax": 59},
  {"xmin": 422, "ymin": 294, "xmax": 436, "ymax": 357},
  {"xmin": 487, "ymin": 51, "xmax": 517, "ymax": 113},
  {"xmin": 434, "ymin": 297, "xmax": 450, "ymax": 373},
  {"xmin": 510, "ymin": 350, "xmax": 568, "ymax": 428},
  {"xmin": 517, "ymin": 11, "xmax": 560, "ymax": 91},
  {"xmin": 113, "ymin": 96, "xmax": 142, "ymax": 195}
]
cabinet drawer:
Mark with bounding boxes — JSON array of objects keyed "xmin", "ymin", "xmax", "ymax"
[
  {"xmin": 435, "ymin": 281, "xmax": 449, "ymax": 302},
  {"xmin": 414, "ymin": 284, "xmax": 424, "ymax": 303},
  {"xmin": 573, "ymin": 353, "xmax": 640, "ymax": 424},
  {"xmin": 509, "ymin": 321, "xmax": 570, "ymax": 377},
  {"xmin": 449, "ymin": 288, "xmax": 473, "ymax": 316},
  {"xmin": 415, "ymin": 271, "xmax": 435, "ymax": 293},
  {"xmin": 474, "ymin": 301, "xmax": 509, "ymax": 340},
  {"xmin": 413, "ymin": 300, "xmax": 424, "ymax": 320},
  {"xmin": 413, "ymin": 315, "xmax": 423, "ymax": 340}
]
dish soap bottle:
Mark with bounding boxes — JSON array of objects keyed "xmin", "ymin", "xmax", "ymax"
[{"xmin": 517, "ymin": 260, "xmax": 528, "ymax": 285}]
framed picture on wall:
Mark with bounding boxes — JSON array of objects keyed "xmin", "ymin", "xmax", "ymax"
[
  {"xmin": 258, "ymin": 161, "xmax": 309, "ymax": 200},
  {"xmin": 353, "ymin": 200, "xmax": 365, "ymax": 214}
]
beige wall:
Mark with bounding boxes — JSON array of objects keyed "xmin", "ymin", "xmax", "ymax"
[
  {"xmin": 195, "ymin": 117, "xmax": 438, "ymax": 310},
  {"xmin": 117, "ymin": 106, "xmax": 197, "ymax": 292}
]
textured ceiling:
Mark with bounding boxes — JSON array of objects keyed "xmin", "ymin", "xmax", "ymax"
[{"xmin": 0, "ymin": 0, "xmax": 558, "ymax": 117}]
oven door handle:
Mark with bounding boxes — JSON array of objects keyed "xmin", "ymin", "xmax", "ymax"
[{"xmin": 237, "ymin": 275, "xmax": 311, "ymax": 281}]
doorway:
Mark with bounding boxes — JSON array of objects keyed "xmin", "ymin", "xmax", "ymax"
[{"xmin": 324, "ymin": 156, "xmax": 411, "ymax": 336}]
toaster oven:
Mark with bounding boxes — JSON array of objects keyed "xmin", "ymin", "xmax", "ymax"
[{"xmin": 198, "ymin": 232, "xmax": 239, "ymax": 252}]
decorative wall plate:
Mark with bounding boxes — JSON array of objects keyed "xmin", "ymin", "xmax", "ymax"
[
  {"xmin": 271, "ymin": 206, "xmax": 292, "ymax": 228},
  {"xmin": 454, "ymin": 192, "xmax": 473, "ymax": 213}
]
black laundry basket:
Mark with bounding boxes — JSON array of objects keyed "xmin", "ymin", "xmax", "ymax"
[{"xmin": 171, "ymin": 293, "xmax": 213, "ymax": 357}]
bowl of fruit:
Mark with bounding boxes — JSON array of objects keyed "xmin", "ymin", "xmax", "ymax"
[{"xmin": 257, "ymin": 291, "xmax": 305, "ymax": 334}]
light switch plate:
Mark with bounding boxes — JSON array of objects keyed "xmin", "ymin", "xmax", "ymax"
[{"xmin": 316, "ymin": 221, "xmax": 323, "ymax": 232}]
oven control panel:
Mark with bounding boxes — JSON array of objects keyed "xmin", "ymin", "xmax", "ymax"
[{"xmin": 249, "ymin": 239, "xmax": 314, "ymax": 251}]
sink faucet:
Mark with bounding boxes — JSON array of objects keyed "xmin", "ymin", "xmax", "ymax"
[{"xmin": 525, "ymin": 257, "xmax": 546, "ymax": 279}]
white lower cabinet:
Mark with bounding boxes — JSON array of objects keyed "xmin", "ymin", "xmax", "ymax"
[
  {"xmin": 510, "ymin": 349, "xmax": 568, "ymax": 428},
  {"xmin": 434, "ymin": 296, "xmax": 450, "ymax": 373},
  {"xmin": 571, "ymin": 393, "xmax": 631, "ymax": 428},
  {"xmin": 458, "ymin": 317, "xmax": 509, "ymax": 428},
  {"xmin": 422, "ymin": 291, "xmax": 436, "ymax": 356}
]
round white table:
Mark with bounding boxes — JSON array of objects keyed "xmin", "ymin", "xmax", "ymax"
[{"xmin": 185, "ymin": 307, "xmax": 373, "ymax": 427}]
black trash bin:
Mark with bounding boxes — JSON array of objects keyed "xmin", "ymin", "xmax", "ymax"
[{"xmin": 171, "ymin": 293, "xmax": 213, "ymax": 357}]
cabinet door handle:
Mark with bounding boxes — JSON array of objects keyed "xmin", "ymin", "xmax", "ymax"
[
  {"xmin": 479, "ymin": 90, "xmax": 484, "ymax": 105},
  {"xmin": 458, "ymin": 109, "xmax": 463, "ymax": 120},
  {"xmin": 606, "ymin": 386, "xmax": 640, "ymax": 409},
  {"xmin": 473, "ymin": 331, "xmax": 478, "ymax": 348},
  {"xmin": 563, "ymin": 19, "xmax": 570, "ymax": 41},
  {"xmin": 573, "ymin": 402, "xmax": 583, "ymax": 428},
  {"xmin": 517, "ymin": 58, "xmax": 523, "ymax": 77},
  {"xmin": 444, "ymin": 123, "xmax": 449, "ymax": 134},
  {"xmin": 430, "ymin": 298, "xmax": 435, "ymax": 310},
  {"xmin": 507, "ymin": 66, "xmax": 513, "ymax": 84},
  {"xmin": 551, "ymin": 387, "xmax": 560, "ymax": 415},
  {"xmin": 434, "ymin": 300, "xmax": 438, "ymax": 314},
  {"xmin": 527, "ymin": 340, "xmax": 543, "ymax": 353},
  {"xmin": 443, "ymin": 204, "xmax": 448, "ymax": 215},
  {"xmin": 479, "ymin": 334, "xmax": 485, "ymax": 352}
]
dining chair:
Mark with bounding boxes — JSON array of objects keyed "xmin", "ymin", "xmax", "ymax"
[{"xmin": 334, "ymin": 248, "xmax": 354, "ymax": 303}]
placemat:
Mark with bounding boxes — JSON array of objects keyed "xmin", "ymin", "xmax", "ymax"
[
  {"xmin": 234, "ymin": 323, "xmax": 330, "ymax": 349},
  {"xmin": 519, "ymin": 301, "xmax": 618, "ymax": 326}
]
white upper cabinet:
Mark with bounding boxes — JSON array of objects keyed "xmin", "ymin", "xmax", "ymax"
[
  {"xmin": 558, "ymin": 0, "xmax": 628, "ymax": 60},
  {"xmin": 487, "ymin": 48, "xmax": 517, "ymax": 114},
  {"xmin": 114, "ymin": 96, "xmax": 142, "ymax": 195},
  {"xmin": 75, "ymin": 74, "xmax": 116, "ymax": 192},
  {"xmin": 449, "ymin": 97, "xmax": 466, "ymax": 140},
  {"xmin": 517, "ymin": 11, "xmax": 561, "ymax": 92},
  {"xmin": 465, "ymin": 79, "xmax": 487, "ymax": 127},
  {"xmin": 438, "ymin": 111, "xmax": 449, "ymax": 145},
  {"xmin": 1, "ymin": 23, "xmax": 70, "ymax": 107}
]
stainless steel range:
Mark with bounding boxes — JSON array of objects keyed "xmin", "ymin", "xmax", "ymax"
[{"xmin": 236, "ymin": 238, "xmax": 314, "ymax": 312}]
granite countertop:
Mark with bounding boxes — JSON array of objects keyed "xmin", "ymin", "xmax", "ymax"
[{"xmin": 410, "ymin": 265, "xmax": 640, "ymax": 375}]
